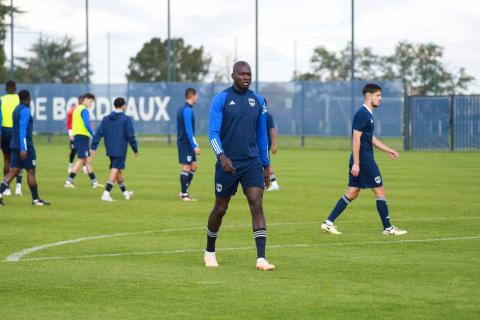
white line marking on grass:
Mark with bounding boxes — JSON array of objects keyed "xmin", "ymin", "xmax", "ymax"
[
  {"xmin": 5, "ymin": 216, "xmax": 480, "ymax": 262},
  {"xmin": 9, "ymin": 236, "xmax": 480, "ymax": 263}
]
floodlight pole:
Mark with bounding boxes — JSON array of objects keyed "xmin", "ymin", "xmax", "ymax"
[
  {"xmin": 9, "ymin": 0, "xmax": 14, "ymax": 80},
  {"xmin": 86, "ymin": 0, "xmax": 90, "ymax": 84},
  {"xmin": 255, "ymin": 0, "xmax": 259, "ymax": 92},
  {"xmin": 350, "ymin": 0, "xmax": 355, "ymax": 117},
  {"xmin": 167, "ymin": 0, "xmax": 172, "ymax": 82},
  {"xmin": 107, "ymin": 33, "xmax": 111, "ymax": 100}
]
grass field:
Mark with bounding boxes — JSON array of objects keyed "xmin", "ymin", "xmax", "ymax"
[{"xmin": 0, "ymin": 136, "xmax": 479, "ymax": 319}]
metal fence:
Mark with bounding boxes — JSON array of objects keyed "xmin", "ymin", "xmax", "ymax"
[
  {"xmin": 18, "ymin": 81, "xmax": 404, "ymax": 139},
  {"xmin": 404, "ymin": 95, "xmax": 480, "ymax": 151}
]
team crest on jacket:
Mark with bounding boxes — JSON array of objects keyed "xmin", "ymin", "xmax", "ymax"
[{"xmin": 248, "ymin": 98, "xmax": 256, "ymax": 107}]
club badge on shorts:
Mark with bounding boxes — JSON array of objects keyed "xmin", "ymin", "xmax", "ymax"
[
  {"xmin": 216, "ymin": 183, "xmax": 223, "ymax": 192},
  {"xmin": 375, "ymin": 176, "xmax": 382, "ymax": 184}
]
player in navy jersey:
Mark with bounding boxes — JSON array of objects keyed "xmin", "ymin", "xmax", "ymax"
[
  {"xmin": 321, "ymin": 83, "xmax": 407, "ymax": 235},
  {"xmin": 0, "ymin": 90, "xmax": 49, "ymax": 206},
  {"xmin": 265, "ymin": 111, "xmax": 280, "ymax": 191},
  {"xmin": 176, "ymin": 88, "xmax": 200, "ymax": 201},
  {"xmin": 204, "ymin": 61, "xmax": 275, "ymax": 271}
]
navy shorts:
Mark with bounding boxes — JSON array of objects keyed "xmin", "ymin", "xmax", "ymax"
[
  {"xmin": 10, "ymin": 148, "xmax": 36, "ymax": 170},
  {"xmin": 109, "ymin": 156, "xmax": 126, "ymax": 170},
  {"xmin": 74, "ymin": 135, "xmax": 91, "ymax": 159},
  {"xmin": 178, "ymin": 143, "xmax": 196, "ymax": 164},
  {"xmin": 1, "ymin": 130, "xmax": 12, "ymax": 154},
  {"xmin": 348, "ymin": 161, "xmax": 383, "ymax": 189},
  {"xmin": 215, "ymin": 158, "xmax": 264, "ymax": 197}
]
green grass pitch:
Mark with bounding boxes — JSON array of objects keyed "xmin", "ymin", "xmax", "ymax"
[{"xmin": 0, "ymin": 136, "xmax": 479, "ymax": 319}]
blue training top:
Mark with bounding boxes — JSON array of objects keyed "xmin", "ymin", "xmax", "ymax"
[
  {"xmin": 91, "ymin": 110, "xmax": 138, "ymax": 157},
  {"xmin": 350, "ymin": 105, "xmax": 375, "ymax": 165},
  {"xmin": 176, "ymin": 102, "xmax": 198, "ymax": 149},
  {"xmin": 11, "ymin": 103, "xmax": 33, "ymax": 151},
  {"xmin": 208, "ymin": 86, "xmax": 269, "ymax": 167}
]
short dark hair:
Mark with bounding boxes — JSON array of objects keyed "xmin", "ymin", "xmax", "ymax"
[
  {"xmin": 232, "ymin": 61, "xmax": 251, "ymax": 73},
  {"xmin": 83, "ymin": 93, "xmax": 95, "ymax": 100},
  {"xmin": 362, "ymin": 83, "xmax": 382, "ymax": 96},
  {"xmin": 113, "ymin": 97, "xmax": 126, "ymax": 108},
  {"xmin": 78, "ymin": 95, "xmax": 84, "ymax": 103},
  {"xmin": 5, "ymin": 80, "xmax": 16, "ymax": 90},
  {"xmin": 18, "ymin": 90, "xmax": 30, "ymax": 101},
  {"xmin": 185, "ymin": 88, "xmax": 196, "ymax": 99}
]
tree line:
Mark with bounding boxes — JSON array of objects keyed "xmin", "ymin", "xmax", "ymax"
[{"xmin": 0, "ymin": 2, "xmax": 474, "ymax": 95}]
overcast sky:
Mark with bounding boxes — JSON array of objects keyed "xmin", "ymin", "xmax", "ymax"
[{"xmin": 8, "ymin": 0, "xmax": 480, "ymax": 91}]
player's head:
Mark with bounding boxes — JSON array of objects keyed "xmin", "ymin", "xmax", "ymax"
[
  {"xmin": 231, "ymin": 61, "xmax": 252, "ymax": 90},
  {"xmin": 5, "ymin": 80, "xmax": 16, "ymax": 94},
  {"xmin": 113, "ymin": 97, "xmax": 126, "ymax": 111},
  {"xmin": 82, "ymin": 93, "xmax": 95, "ymax": 108},
  {"xmin": 18, "ymin": 90, "xmax": 31, "ymax": 106},
  {"xmin": 185, "ymin": 87, "xmax": 197, "ymax": 105},
  {"xmin": 362, "ymin": 83, "xmax": 382, "ymax": 108}
]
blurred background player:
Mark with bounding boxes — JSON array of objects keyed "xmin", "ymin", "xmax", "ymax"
[
  {"xmin": 176, "ymin": 87, "xmax": 200, "ymax": 201},
  {"xmin": 64, "ymin": 93, "xmax": 102, "ymax": 188},
  {"xmin": 66, "ymin": 95, "xmax": 87, "ymax": 174},
  {"xmin": 205, "ymin": 61, "xmax": 275, "ymax": 271},
  {"xmin": 321, "ymin": 83, "xmax": 407, "ymax": 236},
  {"xmin": 0, "ymin": 90, "xmax": 49, "ymax": 206},
  {"xmin": 91, "ymin": 97, "xmax": 138, "ymax": 202},
  {"xmin": 265, "ymin": 109, "xmax": 280, "ymax": 191},
  {"xmin": 0, "ymin": 80, "xmax": 24, "ymax": 196}
]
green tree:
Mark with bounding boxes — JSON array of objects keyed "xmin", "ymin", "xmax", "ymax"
[
  {"xmin": 297, "ymin": 41, "xmax": 475, "ymax": 95},
  {"xmin": 126, "ymin": 37, "xmax": 211, "ymax": 82},
  {"xmin": 0, "ymin": 1, "xmax": 21, "ymax": 82},
  {"xmin": 15, "ymin": 36, "xmax": 91, "ymax": 83}
]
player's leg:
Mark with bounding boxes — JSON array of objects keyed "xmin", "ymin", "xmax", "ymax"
[
  {"xmin": 322, "ymin": 187, "xmax": 360, "ymax": 234},
  {"xmin": 244, "ymin": 187, "xmax": 275, "ymax": 271},
  {"xmin": 187, "ymin": 161, "xmax": 198, "ymax": 194},
  {"xmin": 101, "ymin": 167, "xmax": 118, "ymax": 202},
  {"xmin": 1, "ymin": 138, "xmax": 12, "ymax": 196},
  {"xmin": 372, "ymin": 187, "xmax": 407, "ymax": 235},
  {"xmin": 0, "ymin": 166, "xmax": 20, "ymax": 205},
  {"xmin": 65, "ymin": 158, "xmax": 85, "ymax": 187},
  {"xmin": 15, "ymin": 169, "xmax": 23, "ymax": 196},
  {"xmin": 204, "ymin": 196, "xmax": 231, "ymax": 267},
  {"xmin": 116, "ymin": 169, "xmax": 132, "ymax": 200},
  {"xmin": 85, "ymin": 156, "xmax": 102, "ymax": 188},
  {"xmin": 68, "ymin": 140, "xmax": 77, "ymax": 173},
  {"xmin": 27, "ymin": 168, "xmax": 49, "ymax": 206},
  {"xmin": 180, "ymin": 163, "xmax": 192, "ymax": 199},
  {"xmin": 266, "ymin": 166, "xmax": 279, "ymax": 191}
]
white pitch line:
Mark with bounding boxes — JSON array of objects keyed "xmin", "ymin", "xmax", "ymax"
[
  {"xmin": 4, "ymin": 216, "xmax": 480, "ymax": 262},
  {"xmin": 13, "ymin": 235, "xmax": 480, "ymax": 263}
]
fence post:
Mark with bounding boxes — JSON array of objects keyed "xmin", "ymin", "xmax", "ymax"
[
  {"xmin": 449, "ymin": 94, "xmax": 455, "ymax": 151},
  {"xmin": 403, "ymin": 95, "xmax": 410, "ymax": 151}
]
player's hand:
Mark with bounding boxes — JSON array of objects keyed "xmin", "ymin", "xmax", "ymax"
[
  {"xmin": 271, "ymin": 143, "xmax": 278, "ymax": 155},
  {"xmin": 264, "ymin": 166, "xmax": 272, "ymax": 189},
  {"xmin": 20, "ymin": 151, "xmax": 27, "ymax": 160},
  {"xmin": 218, "ymin": 154, "xmax": 235, "ymax": 174},
  {"xmin": 90, "ymin": 149, "xmax": 96, "ymax": 157},
  {"xmin": 351, "ymin": 163, "xmax": 360, "ymax": 177},
  {"xmin": 194, "ymin": 147, "xmax": 201, "ymax": 156},
  {"xmin": 69, "ymin": 135, "xmax": 74, "ymax": 142},
  {"xmin": 387, "ymin": 148, "xmax": 400, "ymax": 159}
]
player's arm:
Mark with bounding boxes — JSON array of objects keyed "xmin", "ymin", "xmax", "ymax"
[
  {"xmin": 90, "ymin": 120, "xmax": 104, "ymax": 156},
  {"xmin": 67, "ymin": 108, "xmax": 74, "ymax": 140},
  {"xmin": 81, "ymin": 109, "xmax": 95, "ymax": 136},
  {"xmin": 372, "ymin": 136, "xmax": 399, "ymax": 159},
  {"xmin": 270, "ymin": 127, "xmax": 278, "ymax": 154},
  {"xmin": 19, "ymin": 108, "xmax": 31, "ymax": 159},
  {"xmin": 256, "ymin": 98, "xmax": 271, "ymax": 188},
  {"xmin": 183, "ymin": 107, "xmax": 199, "ymax": 155},
  {"xmin": 351, "ymin": 130, "xmax": 362, "ymax": 177},
  {"xmin": 209, "ymin": 93, "xmax": 234, "ymax": 173},
  {"xmin": 125, "ymin": 117, "xmax": 139, "ymax": 156}
]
